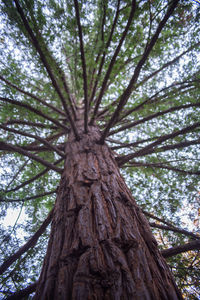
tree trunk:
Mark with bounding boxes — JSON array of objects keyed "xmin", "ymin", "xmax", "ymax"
[{"xmin": 34, "ymin": 119, "xmax": 182, "ymax": 299}]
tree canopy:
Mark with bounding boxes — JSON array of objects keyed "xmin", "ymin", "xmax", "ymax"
[{"xmin": 0, "ymin": 0, "xmax": 199, "ymax": 298}]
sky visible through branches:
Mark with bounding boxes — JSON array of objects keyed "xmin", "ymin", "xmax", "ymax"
[{"xmin": 0, "ymin": 0, "xmax": 200, "ymax": 298}]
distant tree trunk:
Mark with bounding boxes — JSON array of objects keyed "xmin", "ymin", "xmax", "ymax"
[{"xmin": 34, "ymin": 117, "xmax": 182, "ymax": 299}]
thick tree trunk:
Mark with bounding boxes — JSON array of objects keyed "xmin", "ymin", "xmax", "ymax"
[{"xmin": 34, "ymin": 120, "xmax": 182, "ymax": 299}]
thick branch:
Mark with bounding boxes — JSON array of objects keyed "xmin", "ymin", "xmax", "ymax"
[
  {"xmin": 0, "ymin": 190, "xmax": 56, "ymax": 203},
  {"xmin": 89, "ymin": 0, "xmax": 121, "ymax": 105},
  {"xmin": 28, "ymin": 11, "xmax": 77, "ymax": 120},
  {"xmin": 20, "ymin": 144, "xmax": 62, "ymax": 152},
  {"xmin": 161, "ymin": 240, "xmax": 200, "ymax": 258},
  {"xmin": 150, "ymin": 222, "xmax": 200, "ymax": 240},
  {"xmin": 6, "ymin": 158, "xmax": 63, "ymax": 193},
  {"xmin": 74, "ymin": 0, "xmax": 88, "ymax": 133},
  {"xmin": 117, "ymin": 122, "xmax": 200, "ymax": 165},
  {"xmin": 0, "ymin": 74, "xmax": 65, "ymax": 116},
  {"xmin": 0, "ymin": 210, "xmax": 53, "ymax": 275},
  {"xmin": 106, "ymin": 80, "xmax": 194, "ymax": 123},
  {"xmin": 0, "ymin": 124, "xmax": 65, "ymax": 158},
  {"xmin": 0, "ymin": 141, "xmax": 62, "ymax": 173},
  {"xmin": 3, "ymin": 119, "xmax": 57, "ymax": 130},
  {"xmin": 124, "ymin": 161, "xmax": 200, "ymax": 175},
  {"xmin": 27, "ymin": 131, "xmax": 65, "ymax": 147},
  {"xmin": 154, "ymin": 138, "xmax": 200, "ymax": 153},
  {"xmin": 61, "ymin": 75, "xmax": 77, "ymax": 120},
  {"xmin": 5, "ymin": 282, "xmax": 37, "ymax": 300},
  {"xmin": 111, "ymin": 136, "xmax": 158, "ymax": 150},
  {"xmin": 109, "ymin": 102, "xmax": 200, "ymax": 136},
  {"xmin": 14, "ymin": 0, "xmax": 80, "ymax": 140},
  {"xmin": 0, "ymin": 97, "xmax": 68, "ymax": 132},
  {"xmin": 136, "ymin": 41, "xmax": 200, "ymax": 89},
  {"xmin": 91, "ymin": 0, "xmax": 136, "ymax": 123},
  {"xmin": 143, "ymin": 210, "xmax": 177, "ymax": 228},
  {"xmin": 113, "ymin": 136, "xmax": 199, "ymax": 154},
  {"xmin": 17, "ymin": 132, "xmax": 65, "ymax": 153},
  {"xmin": 99, "ymin": 0, "xmax": 179, "ymax": 143}
]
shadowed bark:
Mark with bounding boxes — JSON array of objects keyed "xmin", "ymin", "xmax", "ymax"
[{"xmin": 34, "ymin": 117, "xmax": 182, "ymax": 299}]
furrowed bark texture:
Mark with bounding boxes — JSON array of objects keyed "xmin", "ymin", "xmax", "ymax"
[{"xmin": 34, "ymin": 120, "xmax": 182, "ymax": 299}]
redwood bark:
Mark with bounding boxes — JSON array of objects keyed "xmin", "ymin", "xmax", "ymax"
[{"xmin": 34, "ymin": 118, "xmax": 182, "ymax": 299}]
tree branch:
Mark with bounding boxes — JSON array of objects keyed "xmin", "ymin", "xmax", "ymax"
[
  {"xmin": 74, "ymin": 0, "xmax": 88, "ymax": 133},
  {"xmin": 27, "ymin": 131, "xmax": 65, "ymax": 147},
  {"xmin": 6, "ymin": 159, "xmax": 29, "ymax": 191},
  {"xmin": 161, "ymin": 240, "xmax": 200, "ymax": 258},
  {"xmin": 2, "ymin": 119, "xmax": 57, "ymax": 130},
  {"xmin": 19, "ymin": 144, "xmax": 62, "ymax": 152},
  {"xmin": 110, "ymin": 136, "xmax": 158, "ymax": 150},
  {"xmin": 149, "ymin": 222, "xmax": 200, "ymax": 241},
  {"xmin": 89, "ymin": 0, "xmax": 121, "ymax": 105},
  {"xmin": 90, "ymin": 0, "xmax": 136, "ymax": 123},
  {"xmin": 0, "ymin": 74, "xmax": 65, "ymax": 116},
  {"xmin": 0, "ymin": 141, "xmax": 63, "ymax": 173},
  {"xmin": 5, "ymin": 282, "xmax": 37, "ymax": 300},
  {"xmin": 123, "ymin": 161, "xmax": 200, "ymax": 175},
  {"xmin": 136, "ymin": 41, "xmax": 200, "ymax": 89},
  {"xmin": 0, "ymin": 97, "xmax": 68, "ymax": 132},
  {"xmin": 143, "ymin": 210, "xmax": 177, "ymax": 228},
  {"xmin": 0, "ymin": 190, "xmax": 56, "ymax": 203},
  {"xmin": 28, "ymin": 9, "xmax": 77, "ymax": 120},
  {"xmin": 6, "ymin": 158, "xmax": 63, "ymax": 193},
  {"xmin": 99, "ymin": 0, "xmax": 180, "ymax": 143},
  {"xmin": 14, "ymin": 0, "xmax": 80, "ymax": 140},
  {"xmin": 0, "ymin": 124, "xmax": 65, "ymax": 158},
  {"xmin": 117, "ymin": 122, "xmax": 200, "ymax": 165},
  {"xmin": 106, "ymin": 80, "xmax": 194, "ymax": 123},
  {"xmin": 0, "ymin": 210, "xmax": 53, "ymax": 275},
  {"xmin": 109, "ymin": 102, "xmax": 200, "ymax": 136}
]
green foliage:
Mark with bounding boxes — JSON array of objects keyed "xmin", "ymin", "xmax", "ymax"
[{"xmin": 0, "ymin": 0, "xmax": 199, "ymax": 298}]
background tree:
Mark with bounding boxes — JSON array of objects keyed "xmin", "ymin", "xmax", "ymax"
[{"xmin": 0, "ymin": 0, "xmax": 199, "ymax": 298}]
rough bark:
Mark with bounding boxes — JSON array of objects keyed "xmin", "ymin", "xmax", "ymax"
[{"xmin": 34, "ymin": 118, "xmax": 182, "ymax": 299}]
